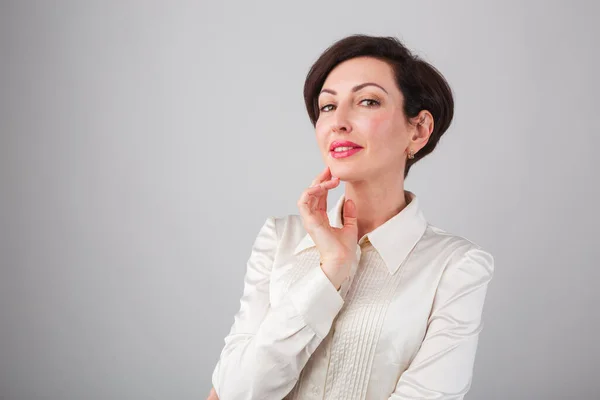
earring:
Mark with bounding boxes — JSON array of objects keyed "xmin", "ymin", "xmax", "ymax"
[{"xmin": 408, "ymin": 149, "xmax": 415, "ymax": 159}]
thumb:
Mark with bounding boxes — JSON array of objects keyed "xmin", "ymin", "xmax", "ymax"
[{"xmin": 342, "ymin": 199, "xmax": 358, "ymax": 230}]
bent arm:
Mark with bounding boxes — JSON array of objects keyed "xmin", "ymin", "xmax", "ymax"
[{"xmin": 211, "ymin": 217, "xmax": 345, "ymax": 400}]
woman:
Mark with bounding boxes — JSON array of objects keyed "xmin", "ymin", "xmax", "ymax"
[{"xmin": 207, "ymin": 34, "xmax": 494, "ymax": 400}]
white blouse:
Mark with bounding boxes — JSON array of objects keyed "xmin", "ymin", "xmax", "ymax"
[{"xmin": 211, "ymin": 191, "xmax": 494, "ymax": 400}]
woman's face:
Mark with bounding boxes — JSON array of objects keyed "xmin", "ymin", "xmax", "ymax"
[{"xmin": 315, "ymin": 56, "xmax": 412, "ymax": 183}]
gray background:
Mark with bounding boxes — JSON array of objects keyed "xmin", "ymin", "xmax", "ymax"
[{"xmin": 1, "ymin": 1, "xmax": 599, "ymax": 399}]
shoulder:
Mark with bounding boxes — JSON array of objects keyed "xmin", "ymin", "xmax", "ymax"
[
  {"xmin": 420, "ymin": 222, "xmax": 495, "ymax": 276},
  {"xmin": 273, "ymin": 213, "xmax": 307, "ymax": 239},
  {"xmin": 260, "ymin": 214, "xmax": 308, "ymax": 253},
  {"xmin": 270, "ymin": 213, "xmax": 301, "ymax": 234}
]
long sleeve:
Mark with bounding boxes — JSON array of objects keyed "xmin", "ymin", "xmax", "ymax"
[
  {"xmin": 389, "ymin": 247, "xmax": 495, "ymax": 400},
  {"xmin": 211, "ymin": 217, "xmax": 346, "ymax": 400}
]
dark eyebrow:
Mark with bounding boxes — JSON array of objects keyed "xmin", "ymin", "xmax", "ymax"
[{"xmin": 319, "ymin": 82, "xmax": 389, "ymax": 96}]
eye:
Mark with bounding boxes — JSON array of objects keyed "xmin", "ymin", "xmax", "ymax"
[
  {"xmin": 360, "ymin": 98, "xmax": 380, "ymax": 107},
  {"xmin": 320, "ymin": 104, "xmax": 335, "ymax": 112},
  {"xmin": 319, "ymin": 98, "xmax": 380, "ymax": 113}
]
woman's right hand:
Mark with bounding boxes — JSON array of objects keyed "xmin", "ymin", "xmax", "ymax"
[{"xmin": 297, "ymin": 166, "xmax": 359, "ymax": 290}]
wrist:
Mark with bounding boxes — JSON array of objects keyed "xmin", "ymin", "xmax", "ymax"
[{"xmin": 319, "ymin": 259, "xmax": 350, "ymax": 290}]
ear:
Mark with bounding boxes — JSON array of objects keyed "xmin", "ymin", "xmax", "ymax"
[{"xmin": 409, "ymin": 110, "xmax": 434, "ymax": 152}]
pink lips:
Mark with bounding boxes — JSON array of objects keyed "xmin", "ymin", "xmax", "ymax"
[
  {"xmin": 331, "ymin": 147, "xmax": 363, "ymax": 158},
  {"xmin": 329, "ymin": 140, "xmax": 363, "ymax": 159}
]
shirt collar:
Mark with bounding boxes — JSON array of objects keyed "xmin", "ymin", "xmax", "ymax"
[{"xmin": 293, "ymin": 190, "xmax": 428, "ymax": 275}]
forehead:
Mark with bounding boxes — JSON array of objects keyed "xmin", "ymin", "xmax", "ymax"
[{"xmin": 322, "ymin": 56, "xmax": 397, "ymax": 89}]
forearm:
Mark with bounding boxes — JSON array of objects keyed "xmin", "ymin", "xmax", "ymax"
[{"xmin": 212, "ymin": 265, "xmax": 344, "ymax": 400}]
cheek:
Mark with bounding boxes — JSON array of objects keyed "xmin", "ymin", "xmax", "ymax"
[
  {"xmin": 364, "ymin": 113, "xmax": 388, "ymax": 132},
  {"xmin": 315, "ymin": 119, "xmax": 326, "ymax": 135},
  {"xmin": 359, "ymin": 112, "xmax": 398, "ymax": 144},
  {"xmin": 314, "ymin": 121, "xmax": 329, "ymax": 146}
]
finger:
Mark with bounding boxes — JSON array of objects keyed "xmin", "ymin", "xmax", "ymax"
[
  {"xmin": 300, "ymin": 175, "xmax": 339, "ymax": 217},
  {"xmin": 306, "ymin": 178, "xmax": 340, "ymax": 201},
  {"xmin": 298, "ymin": 190, "xmax": 320, "ymax": 229},
  {"xmin": 311, "ymin": 166, "xmax": 332, "ymax": 186},
  {"xmin": 299, "ymin": 186, "xmax": 321, "ymax": 211},
  {"xmin": 309, "ymin": 177, "xmax": 339, "ymax": 190},
  {"xmin": 316, "ymin": 176, "xmax": 341, "ymax": 209},
  {"xmin": 303, "ymin": 185, "xmax": 326, "ymax": 211},
  {"xmin": 298, "ymin": 184, "xmax": 330, "ymax": 226},
  {"xmin": 342, "ymin": 198, "xmax": 358, "ymax": 229}
]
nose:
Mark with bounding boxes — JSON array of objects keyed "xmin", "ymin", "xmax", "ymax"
[{"xmin": 331, "ymin": 103, "xmax": 352, "ymax": 134}]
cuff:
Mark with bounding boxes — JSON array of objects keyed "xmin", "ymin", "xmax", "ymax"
[{"xmin": 288, "ymin": 265, "xmax": 344, "ymax": 339}]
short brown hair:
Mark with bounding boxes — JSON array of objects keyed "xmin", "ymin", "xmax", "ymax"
[{"xmin": 303, "ymin": 34, "xmax": 454, "ymax": 178}]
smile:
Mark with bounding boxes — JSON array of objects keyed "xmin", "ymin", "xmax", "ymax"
[{"xmin": 330, "ymin": 147, "xmax": 363, "ymax": 159}]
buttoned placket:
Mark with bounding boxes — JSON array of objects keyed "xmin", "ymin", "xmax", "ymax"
[
  {"xmin": 337, "ymin": 239, "xmax": 365, "ymax": 300},
  {"xmin": 315, "ymin": 238, "xmax": 369, "ymax": 399}
]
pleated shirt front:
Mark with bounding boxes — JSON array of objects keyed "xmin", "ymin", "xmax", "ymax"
[{"xmin": 212, "ymin": 191, "xmax": 494, "ymax": 400}]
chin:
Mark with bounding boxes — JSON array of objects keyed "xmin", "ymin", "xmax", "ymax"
[{"xmin": 328, "ymin": 164, "xmax": 360, "ymax": 182}]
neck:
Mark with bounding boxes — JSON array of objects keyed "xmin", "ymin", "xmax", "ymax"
[{"xmin": 342, "ymin": 178, "xmax": 408, "ymax": 242}]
